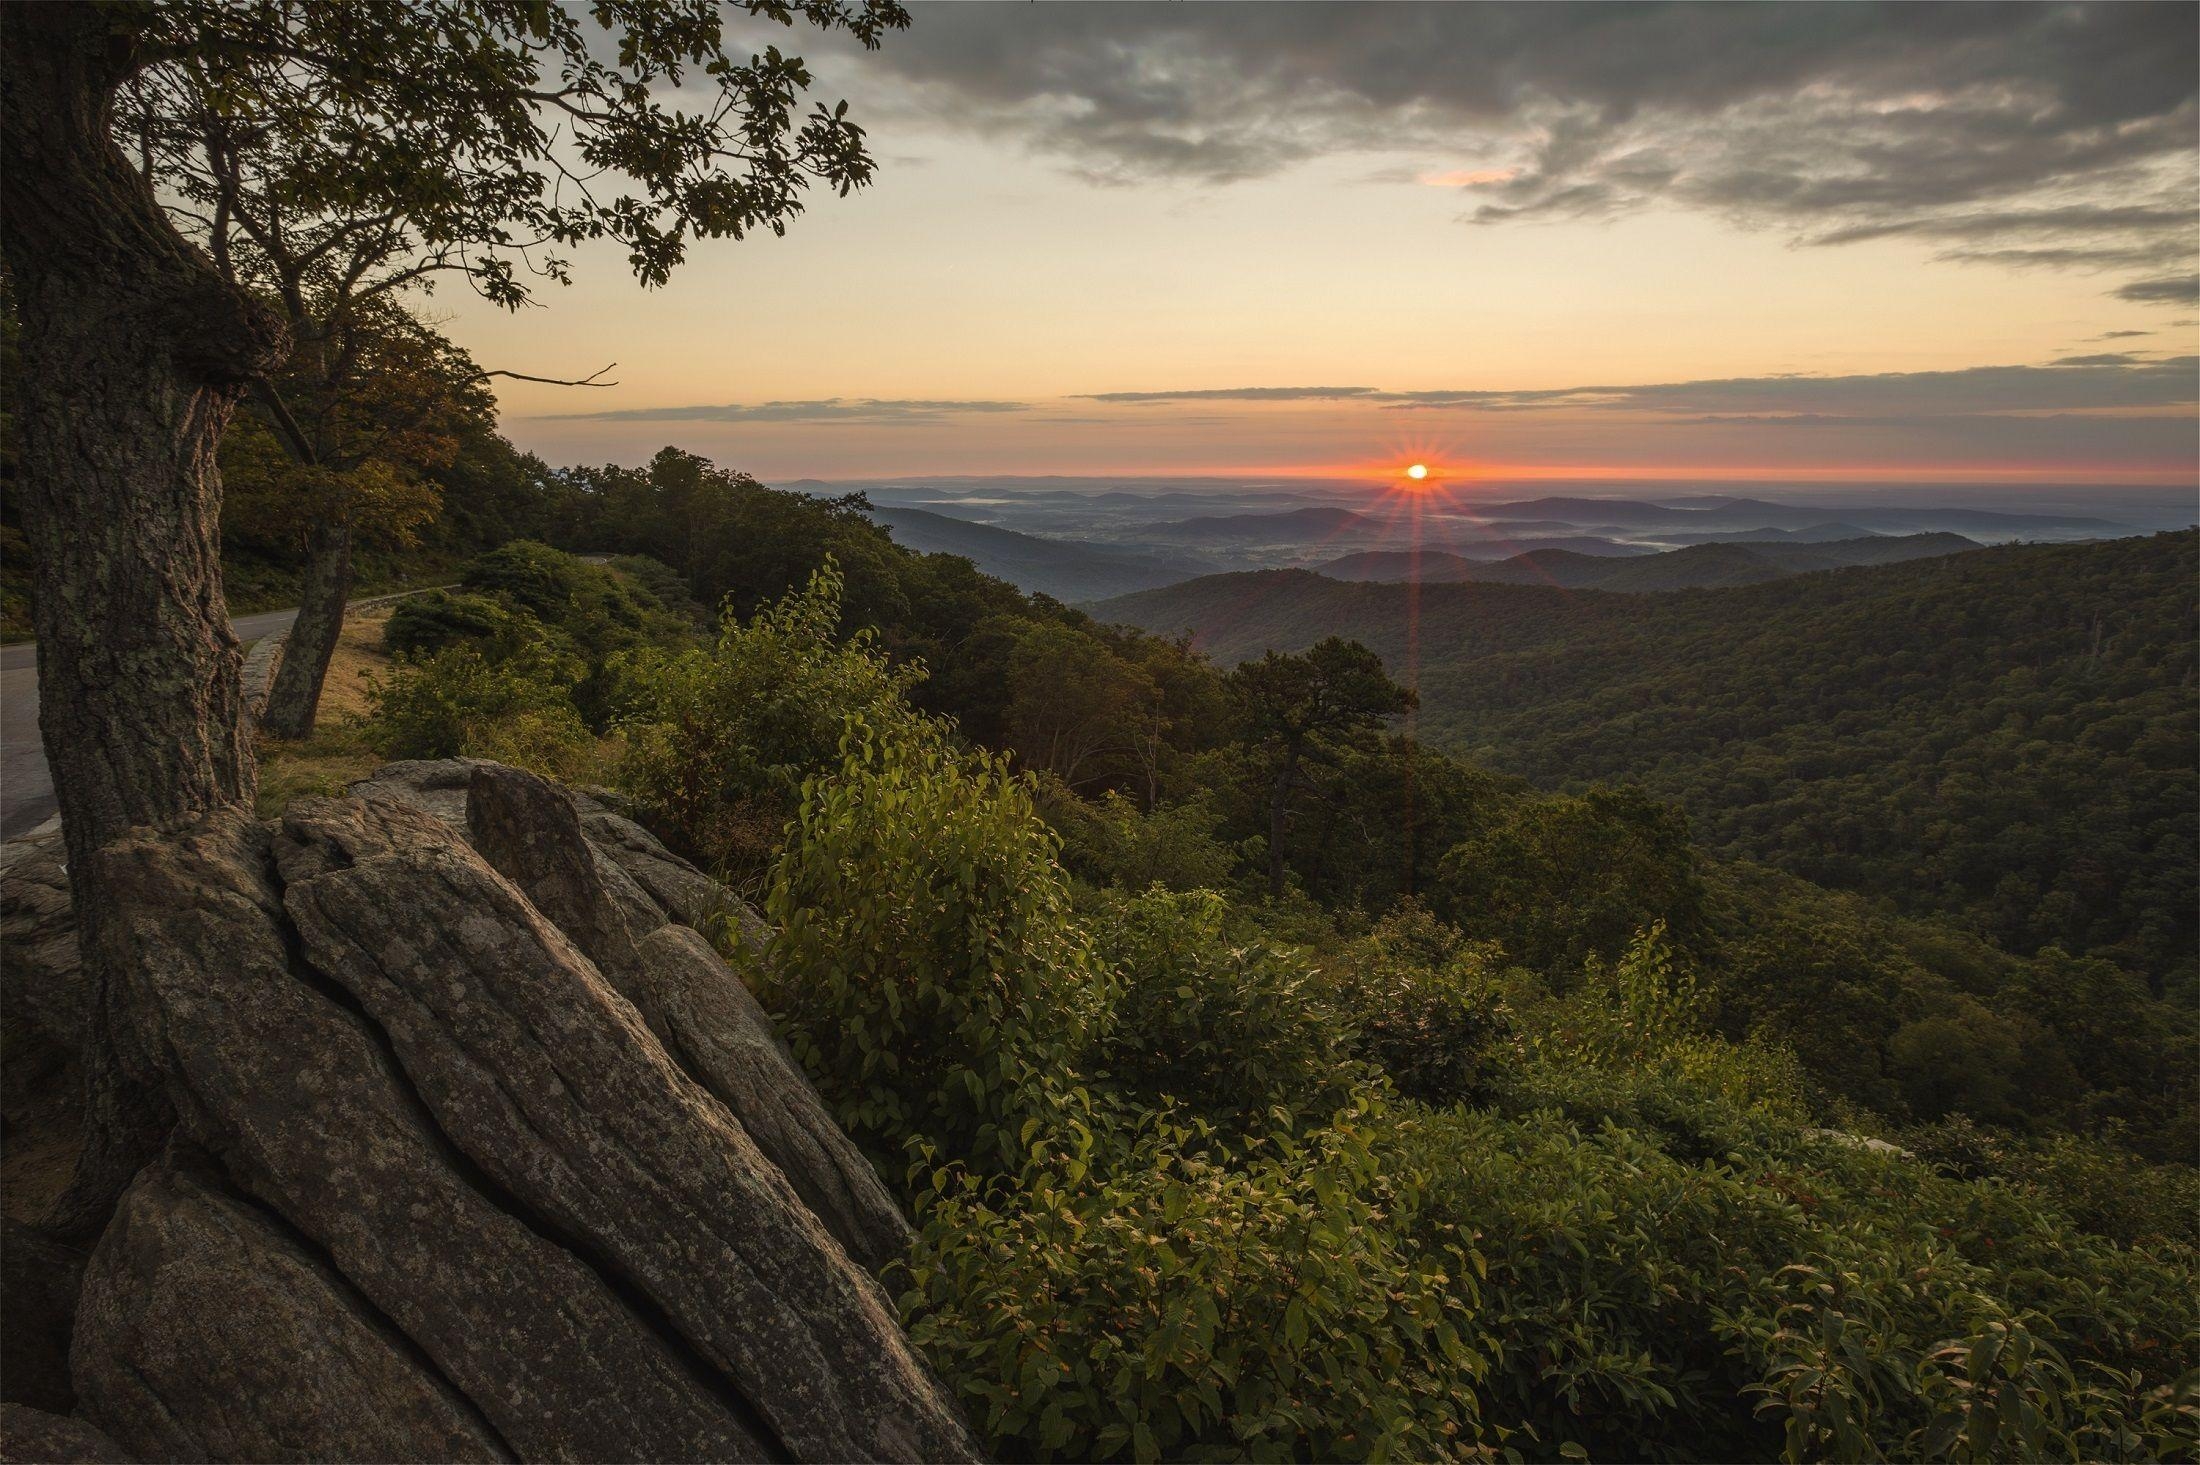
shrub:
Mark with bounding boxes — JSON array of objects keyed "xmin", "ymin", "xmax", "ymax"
[
  {"xmin": 1049, "ymin": 789, "xmax": 1239, "ymax": 894},
  {"xmin": 362, "ymin": 643, "xmax": 593, "ymax": 780},
  {"xmin": 1085, "ymin": 886, "xmax": 1359, "ymax": 1139},
  {"xmin": 752, "ymin": 726, "xmax": 1110, "ymax": 1175},
  {"xmin": 899, "ymin": 1099, "xmax": 1494, "ymax": 1463},
  {"xmin": 606, "ymin": 553, "xmax": 694, "ymax": 615},
  {"xmin": 613, "ymin": 560, "xmax": 927, "ymax": 879},
  {"xmin": 1318, "ymin": 904, "xmax": 1519, "ymax": 1106},
  {"xmin": 382, "ymin": 588, "xmax": 527, "ymax": 659}
]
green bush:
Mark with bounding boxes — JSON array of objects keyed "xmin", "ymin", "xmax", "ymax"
[
  {"xmin": 1318, "ymin": 904, "xmax": 1519, "ymax": 1107},
  {"xmin": 899, "ymin": 1098, "xmax": 1493, "ymax": 1463},
  {"xmin": 1049, "ymin": 789, "xmax": 1240, "ymax": 894},
  {"xmin": 1085, "ymin": 886, "xmax": 1359, "ymax": 1140},
  {"xmin": 382, "ymin": 588, "xmax": 527, "ymax": 659},
  {"xmin": 752, "ymin": 726, "xmax": 1110, "ymax": 1174},
  {"xmin": 362, "ymin": 643, "xmax": 593, "ymax": 780},
  {"xmin": 613, "ymin": 560, "xmax": 927, "ymax": 879}
]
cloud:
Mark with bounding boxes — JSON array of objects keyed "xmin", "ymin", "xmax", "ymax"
[
  {"xmin": 2116, "ymin": 275, "xmax": 2200, "ymax": 305},
  {"xmin": 2094, "ymin": 329, "xmax": 2154, "ymax": 339},
  {"xmin": 541, "ymin": 397, "xmax": 1029, "ymax": 425},
  {"xmin": 1076, "ymin": 386, "xmax": 1383, "ymax": 403},
  {"xmin": 843, "ymin": 4, "xmax": 2197, "ymax": 297},
  {"xmin": 2050, "ymin": 352, "xmax": 2150, "ymax": 367},
  {"xmin": 1368, "ymin": 359, "xmax": 2199, "ymax": 417}
]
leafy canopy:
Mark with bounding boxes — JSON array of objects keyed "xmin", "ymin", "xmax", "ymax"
[{"xmin": 122, "ymin": 0, "xmax": 909, "ymax": 308}]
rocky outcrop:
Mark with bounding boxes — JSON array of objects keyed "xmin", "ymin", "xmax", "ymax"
[
  {"xmin": 21, "ymin": 763, "xmax": 976, "ymax": 1463},
  {"xmin": 0, "ymin": 1404, "xmax": 129, "ymax": 1463},
  {"xmin": 74, "ymin": 1150, "xmax": 508, "ymax": 1463},
  {"xmin": 464, "ymin": 763, "xmax": 909, "ymax": 1272}
]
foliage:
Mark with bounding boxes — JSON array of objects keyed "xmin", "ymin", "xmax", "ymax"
[
  {"xmin": 1433, "ymin": 785, "xmax": 1707, "ymax": 977},
  {"xmin": 898, "ymin": 1099, "xmax": 1495, "ymax": 1464},
  {"xmin": 751, "ymin": 729, "xmax": 1110, "ymax": 1174},
  {"xmin": 1048, "ymin": 789, "xmax": 1240, "ymax": 894},
  {"xmin": 612, "ymin": 560, "xmax": 927, "ymax": 878},
  {"xmin": 122, "ymin": 0, "xmax": 908, "ymax": 312},
  {"xmin": 361, "ymin": 643, "xmax": 593, "ymax": 781},
  {"xmin": 1230, "ymin": 636, "xmax": 1415, "ymax": 897},
  {"xmin": 1085, "ymin": 886, "xmax": 1360, "ymax": 1141},
  {"xmin": 1316, "ymin": 905, "xmax": 1519, "ymax": 1107},
  {"xmin": 1103, "ymin": 533, "xmax": 2200, "ymax": 989}
]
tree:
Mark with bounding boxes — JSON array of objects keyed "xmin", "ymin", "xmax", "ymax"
[
  {"xmin": 218, "ymin": 303, "xmax": 495, "ymax": 735},
  {"xmin": 0, "ymin": 0, "xmax": 905, "ymax": 1228},
  {"xmin": 107, "ymin": 2, "xmax": 899, "ymax": 737},
  {"xmin": 1228, "ymin": 637, "xmax": 1414, "ymax": 899}
]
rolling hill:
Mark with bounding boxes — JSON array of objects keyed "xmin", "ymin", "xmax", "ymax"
[
  {"xmin": 1317, "ymin": 533, "xmax": 1978, "ymax": 590},
  {"xmin": 1093, "ymin": 531, "xmax": 2198, "ymax": 981},
  {"xmin": 1158, "ymin": 505, "xmax": 1378, "ymax": 540},
  {"xmin": 868, "ymin": 504, "xmax": 1212, "ymax": 601}
]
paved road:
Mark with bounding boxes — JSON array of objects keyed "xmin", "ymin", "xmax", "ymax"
[{"xmin": 4, "ymin": 604, "xmax": 343, "ymax": 840}]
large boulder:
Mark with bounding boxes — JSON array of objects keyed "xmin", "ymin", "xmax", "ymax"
[
  {"xmin": 0, "ymin": 1404, "xmax": 129, "ymax": 1463},
  {"xmin": 73, "ymin": 1150, "xmax": 507, "ymax": 1462},
  {"xmin": 464, "ymin": 763, "xmax": 909, "ymax": 1273},
  {"xmin": 57, "ymin": 788, "xmax": 976, "ymax": 1462}
]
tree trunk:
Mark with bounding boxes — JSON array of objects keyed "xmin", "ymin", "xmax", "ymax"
[
  {"xmin": 0, "ymin": 1, "xmax": 286, "ymax": 1233},
  {"xmin": 259, "ymin": 519, "xmax": 353, "ymax": 739}
]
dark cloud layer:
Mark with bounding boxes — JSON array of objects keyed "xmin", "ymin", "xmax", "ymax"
[
  {"xmin": 1073, "ymin": 359, "xmax": 2197, "ymax": 421},
  {"xmin": 1078, "ymin": 386, "xmax": 1381, "ymax": 403},
  {"xmin": 846, "ymin": 3, "xmax": 2197, "ymax": 301},
  {"xmin": 545, "ymin": 398, "xmax": 1029, "ymax": 425},
  {"xmin": 1371, "ymin": 359, "xmax": 2199, "ymax": 416}
]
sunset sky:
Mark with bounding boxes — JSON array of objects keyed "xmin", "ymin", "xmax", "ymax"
[{"xmin": 444, "ymin": 3, "xmax": 2200, "ymax": 486}]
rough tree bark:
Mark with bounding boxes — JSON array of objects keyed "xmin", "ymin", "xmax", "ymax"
[
  {"xmin": 0, "ymin": 2, "xmax": 288, "ymax": 1233},
  {"xmin": 257, "ymin": 518, "xmax": 353, "ymax": 739}
]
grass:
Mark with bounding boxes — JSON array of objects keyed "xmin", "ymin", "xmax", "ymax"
[{"xmin": 254, "ymin": 604, "xmax": 395, "ymax": 817}]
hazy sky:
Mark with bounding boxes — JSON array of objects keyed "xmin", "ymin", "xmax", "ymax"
[{"xmin": 446, "ymin": 3, "xmax": 2200, "ymax": 486}]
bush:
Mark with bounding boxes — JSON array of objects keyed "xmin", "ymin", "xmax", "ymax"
[
  {"xmin": 1085, "ymin": 886, "xmax": 1359, "ymax": 1139},
  {"xmin": 362, "ymin": 643, "xmax": 594, "ymax": 780},
  {"xmin": 899, "ymin": 1099, "xmax": 1493, "ymax": 1463},
  {"xmin": 382, "ymin": 588, "xmax": 527, "ymax": 659},
  {"xmin": 752, "ymin": 726, "xmax": 1110, "ymax": 1175},
  {"xmin": 1318, "ymin": 904, "xmax": 1519, "ymax": 1107},
  {"xmin": 613, "ymin": 560, "xmax": 927, "ymax": 879},
  {"xmin": 1049, "ymin": 789, "xmax": 1239, "ymax": 894},
  {"xmin": 606, "ymin": 553, "xmax": 694, "ymax": 615}
]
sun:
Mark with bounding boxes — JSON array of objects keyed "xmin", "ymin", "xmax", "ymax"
[{"xmin": 1404, "ymin": 463, "xmax": 1429, "ymax": 481}]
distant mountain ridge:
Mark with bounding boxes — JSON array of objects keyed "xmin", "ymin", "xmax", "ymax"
[
  {"xmin": 1317, "ymin": 533, "xmax": 1978, "ymax": 590},
  {"xmin": 867, "ymin": 504, "xmax": 1213, "ymax": 602},
  {"xmin": 1477, "ymin": 495, "xmax": 2125, "ymax": 536}
]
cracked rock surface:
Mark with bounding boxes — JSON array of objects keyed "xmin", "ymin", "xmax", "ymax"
[{"xmin": 21, "ymin": 763, "xmax": 976, "ymax": 1463}]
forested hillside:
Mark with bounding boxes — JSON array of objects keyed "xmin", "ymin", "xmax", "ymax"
[{"xmin": 1094, "ymin": 532, "xmax": 2199, "ymax": 988}]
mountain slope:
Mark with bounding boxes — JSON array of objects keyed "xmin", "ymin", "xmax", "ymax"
[
  {"xmin": 1159, "ymin": 506, "xmax": 1377, "ymax": 540},
  {"xmin": 869, "ymin": 505, "xmax": 1210, "ymax": 601},
  {"xmin": 1094, "ymin": 532, "xmax": 2198, "ymax": 979},
  {"xmin": 1318, "ymin": 533, "xmax": 1978, "ymax": 591}
]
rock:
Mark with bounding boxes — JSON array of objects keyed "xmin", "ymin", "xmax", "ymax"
[
  {"xmin": 1, "ymin": 1219, "xmax": 87, "ymax": 1413},
  {"xmin": 275, "ymin": 795, "xmax": 974, "ymax": 1461},
  {"xmin": 1, "ymin": 820, "xmax": 94, "ymax": 1232},
  {"xmin": 19, "ymin": 770, "xmax": 972, "ymax": 1462},
  {"xmin": 73, "ymin": 1149, "xmax": 508, "ymax": 1463},
  {"xmin": 91, "ymin": 807, "xmax": 776, "ymax": 1462},
  {"xmin": 0, "ymin": 1404, "xmax": 129, "ymax": 1463},
  {"xmin": 0, "ymin": 819, "xmax": 85, "ymax": 1055},
  {"xmin": 464, "ymin": 764, "xmax": 910, "ymax": 1274},
  {"xmin": 348, "ymin": 757, "xmax": 767, "ymax": 951}
]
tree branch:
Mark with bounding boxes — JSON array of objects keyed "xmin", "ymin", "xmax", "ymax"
[{"xmin": 472, "ymin": 362, "xmax": 619, "ymax": 388}]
